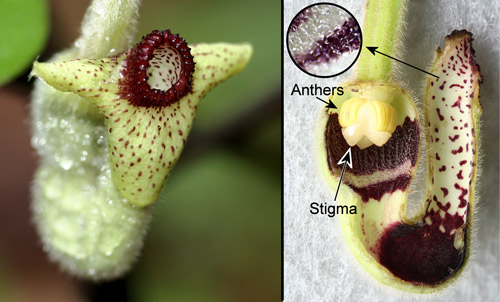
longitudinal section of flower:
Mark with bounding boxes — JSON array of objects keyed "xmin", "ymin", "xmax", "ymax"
[{"xmin": 323, "ymin": 30, "xmax": 481, "ymax": 287}]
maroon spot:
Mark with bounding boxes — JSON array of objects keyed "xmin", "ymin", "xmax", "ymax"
[
  {"xmin": 449, "ymin": 134, "xmax": 459, "ymax": 142},
  {"xmin": 451, "ymin": 96, "xmax": 463, "ymax": 112},
  {"xmin": 452, "ymin": 146, "xmax": 463, "ymax": 154},
  {"xmin": 456, "ymin": 170, "xmax": 463, "ymax": 179},
  {"xmin": 459, "ymin": 160, "xmax": 467, "ymax": 166},
  {"xmin": 454, "ymin": 183, "xmax": 468, "ymax": 208},
  {"xmin": 438, "ymin": 165, "xmax": 446, "ymax": 172},
  {"xmin": 439, "ymin": 81, "xmax": 446, "ymax": 90},
  {"xmin": 436, "ymin": 108, "xmax": 444, "ymax": 121},
  {"xmin": 440, "ymin": 187, "xmax": 449, "ymax": 197}
]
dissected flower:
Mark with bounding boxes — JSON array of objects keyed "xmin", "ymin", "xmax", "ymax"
[{"xmin": 321, "ymin": 30, "xmax": 481, "ymax": 292}]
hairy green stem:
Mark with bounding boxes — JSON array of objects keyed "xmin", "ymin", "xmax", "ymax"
[
  {"xmin": 75, "ymin": 0, "xmax": 141, "ymax": 58},
  {"xmin": 356, "ymin": 0, "xmax": 408, "ymax": 81}
]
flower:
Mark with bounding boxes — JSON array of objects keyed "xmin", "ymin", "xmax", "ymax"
[{"xmin": 32, "ymin": 31, "xmax": 252, "ymax": 207}]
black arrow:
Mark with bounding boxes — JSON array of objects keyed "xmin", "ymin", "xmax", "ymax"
[
  {"xmin": 316, "ymin": 97, "xmax": 337, "ymax": 109},
  {"xmin": 334, "ymin": 148, "xmax": 352, "ymax": 201},
  {"xmin": 366, "ymin": 46, "xmax": 439, "ymax": 79}
]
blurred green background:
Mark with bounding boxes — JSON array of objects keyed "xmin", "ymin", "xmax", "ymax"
[{"xmin": 0, "ymin": 0, "xmax": 280, "ymax": 301}]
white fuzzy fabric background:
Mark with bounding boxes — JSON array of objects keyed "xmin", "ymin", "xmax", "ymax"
[{"xmin": 283, "ymin": 0, "xmax": 499, "ymax": 301}]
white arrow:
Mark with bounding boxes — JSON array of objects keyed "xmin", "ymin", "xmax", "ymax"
[{"xmin": 335, "ymin": 148, "xmax": 352, "ymax": 201}]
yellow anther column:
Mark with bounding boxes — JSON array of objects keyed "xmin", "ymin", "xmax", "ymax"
[{"xmin": 338, "ymin": 98, "xmax": 397, "ymax": 149}]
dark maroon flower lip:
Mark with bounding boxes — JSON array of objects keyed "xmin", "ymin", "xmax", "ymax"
[
  {"xmin": 377, "ymin": 209, "xmax": 467, "ymax": 285},
  {"xmin": 118, "ymin": 29, "xmax": 195, "ymax": 108},
  {"xmin": 325, "ymin": 114, "xmax": 419, "ymax": 203},
  {"xmin": 325, "ymin": 114, "xmax": 420, "ymax": 177}
]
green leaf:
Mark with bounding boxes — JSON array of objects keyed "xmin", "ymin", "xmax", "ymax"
[{"xmin": 0, "ymin": 0, "xmax": 48, "ymax": 85}]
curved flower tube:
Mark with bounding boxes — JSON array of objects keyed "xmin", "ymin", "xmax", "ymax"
[{"xmin": 318, "ymin": 0, "xmax": 482, "ymax": 293}]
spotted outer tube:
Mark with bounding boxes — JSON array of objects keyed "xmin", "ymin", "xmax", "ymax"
[{"xmin": 319, "ymin": 31, "xmax": 481, "ymax": 292}]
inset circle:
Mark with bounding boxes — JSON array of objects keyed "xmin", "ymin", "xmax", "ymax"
[{"xmin": 287, "ymin": 3, "xmax": 362, "ymax": 78}]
